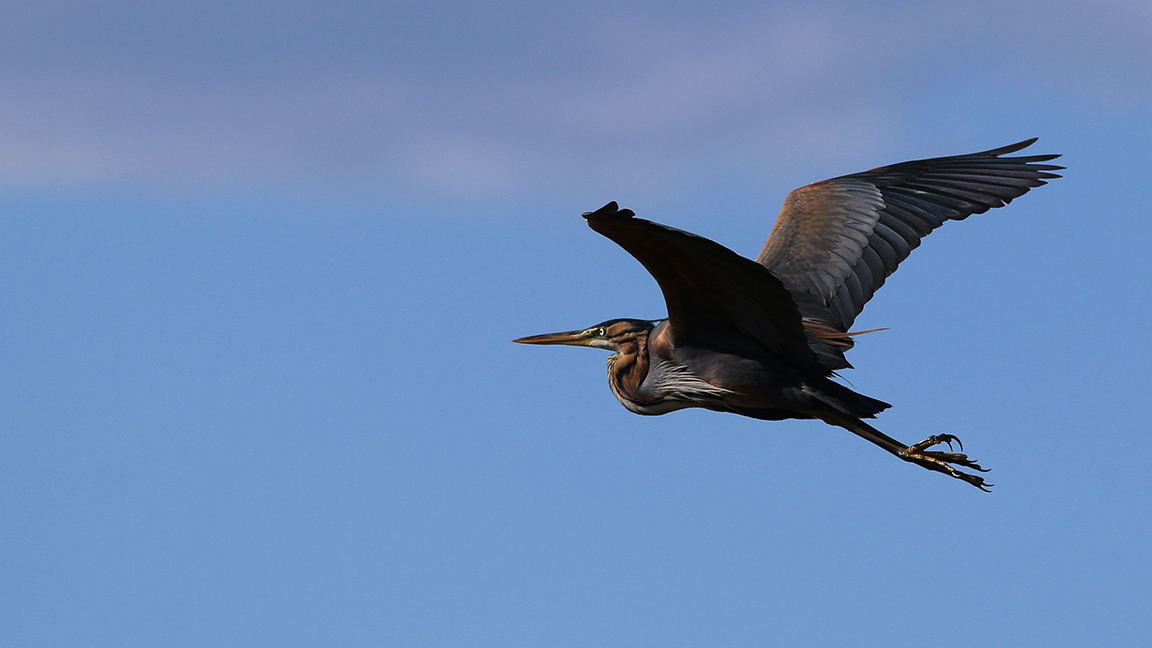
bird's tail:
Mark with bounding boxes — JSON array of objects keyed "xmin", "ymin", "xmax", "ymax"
[{"xmin": 805, "ymin": 379, "xmax": 891, "ymax": 419}]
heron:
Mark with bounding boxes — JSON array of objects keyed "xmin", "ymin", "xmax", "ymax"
[{"xmin": 515, "ymin": 139, "xmax": 1061, "ymax": 490}]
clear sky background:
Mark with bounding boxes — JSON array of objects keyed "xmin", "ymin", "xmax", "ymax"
[{"xmin": 1, "ymin": 2, "xmax": 1149, "ymax": 646}]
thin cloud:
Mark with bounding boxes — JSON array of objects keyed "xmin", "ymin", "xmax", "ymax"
[{"xmin": 0, "ymin": 1, "xmax": 1146, "ymax": 196}]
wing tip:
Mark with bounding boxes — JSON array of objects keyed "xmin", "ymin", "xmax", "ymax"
[
  {"xmin": 582, "ymin": 201, "xmax": 636, "ymax": 220},
  {"xmin": 988, "ymin": 137, "xmax": 1062, "ymax": 163}
]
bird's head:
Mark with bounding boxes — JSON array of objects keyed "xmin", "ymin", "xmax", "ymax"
[{"xmin": 513, "ymin": 318, "xmax": 656, "ymax": 352}]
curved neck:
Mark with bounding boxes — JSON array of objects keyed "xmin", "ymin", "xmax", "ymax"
[{"xmin": 606, "ymin": 331, "xmax": 652, "ymax": 410}]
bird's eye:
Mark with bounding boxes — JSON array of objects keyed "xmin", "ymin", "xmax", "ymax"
[
  {"xmin": 584, "ymin": 327, "xmax": 605, "ymax": 337},
  {"xmin": 597, "ymin": 327, "xmax": 606, "ymax": 336}
]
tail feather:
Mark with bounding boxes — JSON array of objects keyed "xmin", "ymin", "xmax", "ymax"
[{"xmin": 806, "ymin": 380, "xmax": 891, "ymax": 419}]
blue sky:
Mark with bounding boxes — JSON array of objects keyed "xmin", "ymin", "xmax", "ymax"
[{"xmin": 1, "ymin": 2, "xmax": 1150, "ymax": 646}]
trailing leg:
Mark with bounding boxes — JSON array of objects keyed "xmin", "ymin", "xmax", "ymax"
[{"xmin": 819, "ymin": 412, "xmax": 992, "ymax": 491}]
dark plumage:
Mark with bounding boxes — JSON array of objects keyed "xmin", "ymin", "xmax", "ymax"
[{"xmin": 516, "ymin": 139, "xmax": 1062, "ymax": 489}]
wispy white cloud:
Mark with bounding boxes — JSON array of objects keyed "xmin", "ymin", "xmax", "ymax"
[{"xmin": 0, "ymin": 1, "xmax": 1146, "ymax": 197}]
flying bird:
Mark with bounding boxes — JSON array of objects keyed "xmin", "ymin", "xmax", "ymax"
[{"xmin": 515, "ymin": 139, "xmax": 1061, "ymax": 490}]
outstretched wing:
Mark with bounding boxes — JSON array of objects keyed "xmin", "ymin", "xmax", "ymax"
[
  {"xmin": 584, "ymin": 202, "xmax": 825, "ymax": 374},
  {"xmin": 756, "ymin": 138, "xmax": 1062, "ymax": 370}
]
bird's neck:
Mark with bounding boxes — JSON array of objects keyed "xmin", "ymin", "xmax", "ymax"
[{"xmin": 606, "ymin": 332, "xmax": 652, "ymax": 409}]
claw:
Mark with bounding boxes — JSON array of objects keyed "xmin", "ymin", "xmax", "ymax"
[
  {"xmin": 920, "ymin": 450, "xmax": 989, "ymax": 471},
  {"xmin": 909, "ymin": 434, "xmax": 964, "ymax": 453},
  {"xmin": 899, "ymin": 434, "xmax": 991, "ymax": 491}
]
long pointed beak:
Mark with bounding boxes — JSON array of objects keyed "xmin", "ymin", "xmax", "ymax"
[{"xmin": 513, "ymin": 329, "xmax": 594, "ymax": 346}]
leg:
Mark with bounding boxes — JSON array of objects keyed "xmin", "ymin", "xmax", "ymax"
[{"xmin": 819, "ymin": 412, "xmax": 992, "ymax": 491}]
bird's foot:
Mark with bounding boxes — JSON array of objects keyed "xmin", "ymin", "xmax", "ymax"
[{"xmin": 898, "ymin": 434, "xmax": 992, "ymax": 491}]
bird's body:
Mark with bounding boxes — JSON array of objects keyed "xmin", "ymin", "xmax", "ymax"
[
  {"xmin": 598, "ymin": 318, "xmax": 879, "ymax": 421},
  {"xmin": 516, "ymin": 140, "xmax": 1062, "ymax": 489}
]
